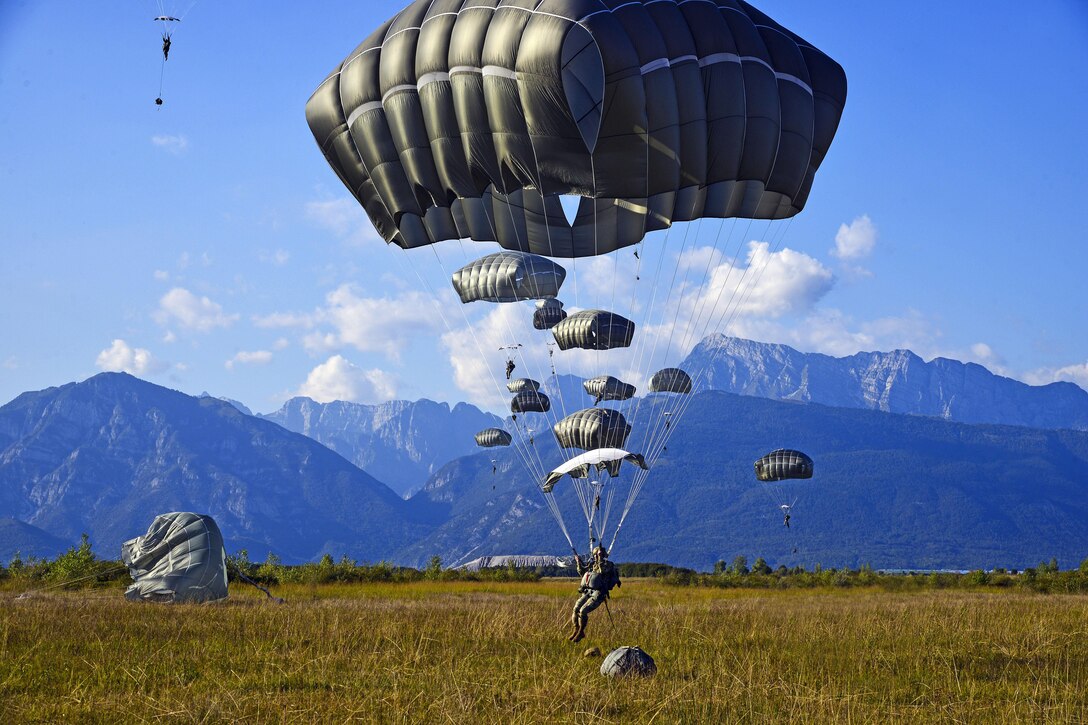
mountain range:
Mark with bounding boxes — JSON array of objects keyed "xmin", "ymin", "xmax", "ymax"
[
  {"xmin": 0, "ymin": 374, "xmax": 434, "ymax": 563},
  {"xmin": 683, "ymin": 336, "xmax": 1088, "ymax": 430},
  {"xmin": 259, "ymin": 397, "xmax": 499, "ymax": 497},
  {"xmin": 1, "ymin": 338, "xmax": 1086, "ymax": 570}
]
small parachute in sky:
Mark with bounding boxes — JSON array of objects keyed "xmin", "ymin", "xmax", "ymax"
[
  {"xmin": 754, "ymin": 449, "xmax": 814, "ymax": 481},
  {"xmin": 511, "ymin": 389, "xmax": 551, "ymax": 414},
  {"xmin": 553, "ymin": 408, "xmax": 631, "ymax": 451},
  {"xmin": 533, "ymin": 298, "xmax": 567, "ymax": 330},
  {"xmin": 543, "ymin": 448, "xmax": 648, "ymax": 493},
  {"xmin": 583, "ymin": 375, "xmax": 636, "ymax": 404},
  {"xmin": 648, "ymin": 367, "xmax": 692, "ymax": 394},
  {"xmin": 121, "ymin": 512, "xmax": 228, "ymax": 603},
  {"xmin": 475, "ymin": 428, "xmax": 512, "ymax": 447},
  {"xmin": 506, "ymin": 378, "xmax": 541, "ymax": 394},
  {"xmin": 452, "ymin": 251, "xmax": 566, "ymax": 303},
  {"xmin": 552, "ymin": 310, "xmax": 635, "ymax": 351}
]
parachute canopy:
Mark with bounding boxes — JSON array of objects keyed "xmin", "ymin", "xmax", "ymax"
[
  {"xmin": 543, "ymin": 448, "xmax": 648, "ymax": 492},
  {"xmin": 120, "ymin": 512, "xmax": 228, "ymax": 603},
  {"xmin": 552, "ymin": 310, "xmax": 635, "ymax": 351},
  {"xmin": 475, "ymin": 427, "xmax": 512, "ymax": 447},
  {"xmin": 583, "ymin": 375, "xmax": 636, "ymax": 403},
  {"xmin": 754, "ymin": 449, "xmax": 814, "ymax": 481},
  {"xmin": 451, "ymin": 251, "xmax": 566, "ymax": 303},
  {"xmin": 305, "ymin": 0, "xmax": 846, "ymax": 256},
  {"xmin": 506, "ymin": 378, "xmax": 541, "ymax": 394},
  {"xmin": 533, "ymin": 298, "xmax": 567, "ymax": 330},
  {"xmin": 648, "ymin": 367, "xmax": 692, "ymax": 394},
  {"xmin": 302, "ymin": 0, "xmax": 844, "ymax": 255},
  {"xmin": 511, "ymin": 389, "xmax": 551, "ymax": 414},
  {"xmin": 553, "ymin": 408, "xmax": 632, "ymax": 451},
  {"xmin": 601, "ymin": 646, "xmax": 658, "ymax": 678}
]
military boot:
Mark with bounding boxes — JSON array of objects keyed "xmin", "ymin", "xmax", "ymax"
[
  {"xmin": 567, "ymin": 612, "xmax": 581, "ymax": 641},
  {"xmin": 572, "ymin": 616, "xmax": 587, "ymax": 643}
]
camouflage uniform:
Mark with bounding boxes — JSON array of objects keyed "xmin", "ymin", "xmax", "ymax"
[{"xmin": 568, "ymin": 550, "xmax": 620, "ymax": 642}]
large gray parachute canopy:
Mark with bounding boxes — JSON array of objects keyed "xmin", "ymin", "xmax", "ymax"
[
  {"xmin": 511, "ymin": 389, "xmax": 551, "ymax": 414},
  {"xmin": 583, "ymin": 374, "xmax": 636, "ymax": 402},
  {"xmin": 533, "ymin": 298, "xmax": 567, "ymax": 330},
  {"xmin": 121, "ymin": 512, "xmax": 228, "ymax": 603},
  {"xmin": 305, "ymin": 0, "xmax": 847, "ymax": 257},
  {"xmin": 754, "ymin": 448, "xmax": 814, "ymax": 481},
  {"xmin": 648, "ymin": 367, "xmax": 693, "ymax": 394},
  {"xmin": 451, "ymin": 251, "xmax": 566, "ymax": 303},
  {"xmin": 475, "ymin": 427, "xmax": 513, "ymax": 447},
  {"xmin": 601, "ymin": 646, "xmax": 657, "ymax": 678},
  {"xmin": 543, "ymin": 447, "xmax": 648, "ymax": 492},
  {"xmin": 507, "ymin": 377, "xmax": 541, "ymax": 394},
  {"xmin": 553, "ymin": 408, "xmax": 632, "ymax": 450},
  {"xmin": 552, "ymin": 310, "xmax": 635, "ymax": 351}
]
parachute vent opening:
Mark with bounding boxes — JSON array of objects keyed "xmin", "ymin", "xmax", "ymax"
[{"xmin": 559, "ymin": 195, "xmax": 581, "ymax": 228}]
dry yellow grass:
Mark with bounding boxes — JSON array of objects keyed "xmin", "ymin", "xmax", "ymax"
[{"xmin": 2, "ymin": 580, "xmax": 1087, "ymax": 723}]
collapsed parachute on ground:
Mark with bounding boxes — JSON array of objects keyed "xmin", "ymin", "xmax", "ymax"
[
  {"xmin": 754, "ymin": 449, "xmax": 814, "ymax": 481},
  {"xmin": 511, "ymin": 389, "xmax": 551, "ymax": 414},
  {"xmin": 475, "ymin": 428, "xmax": 512, "ymax": 447},
  {"xmin": 552, "ymin": 310, "xmax": 635, "ymax": 351},
  {"xmin": 601, "ymin": 646, "xmax": 657, "ymax": 678},
  {"xmin": 121, "ymin": 512, "xmax": 228, "ymax": 603},
  {"xmin": 533, "ymin": 299, "xmax": 567, "ymax": 330},
  {"xmin": 506, "ymin": 378, "xmax": 541, "ymax": 394},
  {"xmin": 648, "ymin": 367, "xmax": 692, "ymax": 394},
  {"xmin": 305, "ymin": 0, "xmax": 847, "ymax": 256},
  {"xmin": 452, "ymin": 251, "xmax": 566, "ymax": 303},
  {"xmin": 543, "ymin": 448, "xmax": 648, "ymax": 492},
  {"xmin": 583, "ymin": 375, "xmax": 636, "ymax": 403},
  {"xmin": 554, "ymin": 408, "xmax": 631, "ymax": 451}
]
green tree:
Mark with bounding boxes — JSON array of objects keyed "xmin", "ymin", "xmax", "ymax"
[
  {"xmin": 426, "ymin": 555, "xmax": 444, "ymax": 580},
  {"xmin": 752, "ymin": 557, "xmax": 772, "ymax": 575},
  {"xmin": 732, "ymin": 555, "xmax": 749, "ymax": 576}
]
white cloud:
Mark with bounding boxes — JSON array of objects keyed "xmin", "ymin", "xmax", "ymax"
[
  {"xmin": 3, "ymin": 356, "xmax": 18, "ymax": 370},
  {"xmin": 153, "ymin": 269, "xmax": 170, "ymax": 281},
  {"xmin": 297, "ymin": 355, "xmax": 398, "ymax": 403},
  {"xmin": 154, "ymin": 288, "xmax": 239, "ymax": 332},
  {"xmin": 1024, "ymin": 361, "xmax": 1088, "ymax": 390},
  {"xmin": 273, "ymin": 337, "xmax": 290, "ymax": 351},
  {"xmin": 95, "ymin": 339, "xmax": 166, "ymax": 376},
  {"xmin": 225, "ymin": 350, "xmax": 273, "ymax": 370},
  {"xmin": 306, "ymin": 197, "xmax": 384, "ymax": 247},
  {"xmin": 832, "ymin": 214, "xmax": 877, "ymax": 260},
  {"xmin": 162, "ymin": 330, "xmax": 177, "ymax": 343},
  {"xmin": 151, "ymin": 134, "xmax": 189, "ymax": 154},
  {"xmin": 312, "ymin": 284, "xmax": 441, "ymax": 361}
]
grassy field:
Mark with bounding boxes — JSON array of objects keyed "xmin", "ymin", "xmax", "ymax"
[{"xmin": 2, "ymin": 579, "xmax": 1088, "ymax": 723}]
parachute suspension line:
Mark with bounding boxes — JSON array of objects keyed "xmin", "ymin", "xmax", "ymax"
[
  {"xmin": 394, "ymin": 247, "xmax": 545, "ymax": 489},
  {"xmin": 628, "ymin": 216, "xmax": 795, "ymax": 521}
]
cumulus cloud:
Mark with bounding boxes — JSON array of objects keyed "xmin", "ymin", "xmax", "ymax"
[
  {"xmin": 151, "ymin": 134, "xmax": 189, "ymax": 154},
  {"xmin": 225, "ymin": 350, "xmax": 274, "ymax": 370},
  {"xmin": 306, "ymin": 197, "xmax": 384, "ymax": 246},
  {"xmin": 154, "ymin": 288, "xmax": 239, "ymax": 333},
  {"xmin": 1024, "ymin": 361, "xmax": 1088, "ymax": 390},
  {"xmin": 310, "ymin": 284, "xmax": 441, "ymax": 360},
  {"xmin": 832, "ymin": 215, "xmax": 877, "ymax": 260},
  {"xmin": 96, "ymin": 339, "xmax": 166, "ymax": 376},
  {"xmin": 297, "ymin": 355, "xmax": 398, "ymax": 403}
]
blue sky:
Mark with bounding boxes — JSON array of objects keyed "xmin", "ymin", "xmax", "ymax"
[{"xmin": 2, "ymin": 1, "xmax": 1086, "ymax": 415}]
